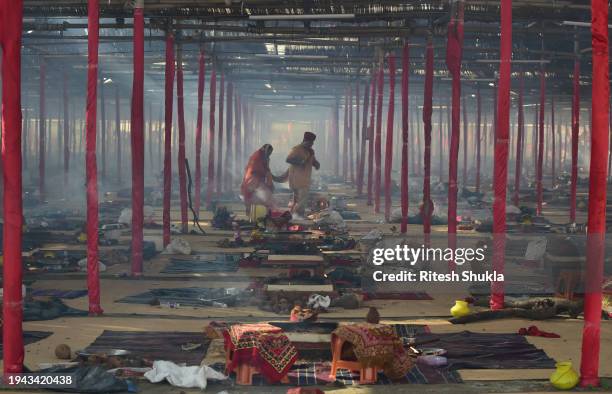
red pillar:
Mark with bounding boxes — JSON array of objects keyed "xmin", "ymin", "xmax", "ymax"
[
  {"xmin": 551, "ymin": 96, "xmax": 556, "ymax": 187},
  {"xmin": 355, "ymin": 83, "xmax": 360, "ymax": 185},
  {"xmin": 475, "ymin": 87, "xmax": 481, "ymax": 192},
  {"xmin": 85, "ymin": 0, "xmax": 103, "ymax": 314},
  {"xmin": 490, "ymin": 0, "xmax": 512, "ymax": 310},
  {"xmin": 216, "ymin": 74, "xmax": 224, "ymax": 195},
  {"xmin": 194, "ymin": 49, "xmax": 205, "ymax": 214},
  {"xmin": 438, "ymin": 102, "xmax": 443, "ymax": 180},
  {"xmin": 536, "ymin": 64, "xmax": 546, "ymax": 215},
  {"xmin": 383, "ymin": 54, "xmax": 396, "ymax": 222},
  {"xmin": 422, "ymin": 39, "xmax": 433, "ymax": 237},
  {"xmin": 374, "ymin": 66, "xmax": 384, "ymax": 213},
  {"xmin": 162, "ymin": 31, "xmax": 174, "ymax": 247},
  {"xmin": 1, "ymin": 0, "xmax": 25, "ymax": 373},
  {"xmin": 39, "ymin": 58, "xmax": 46, "ymax": 200},
  {"xmin": 580, "ymin": 0, "xmax": 608, "ymax": 385},
  {"xmin": 115, "ymin": 86, "xmax": 122, "ymax": 185},
  {"xmin": 343, "ymin": 90, "xmax": 348, "ymax": 181},
  {"xmin": 205, "ymin": 68, "xmax": 217, "ymax": 206},
  {"xmin": 400, "ymin": 44, "xmax": 410, "ymax": 233},
  {"xmin": 349, "ymin": 86, "xmax": 354, "ymax": 184},
  {"xmin": 63, "ymin": 71, "xmax": 70, "ymax": 185},
  {"xmin": 570, "ymin": 53, "xmax": 580, "ymax": 223},
  {"xmin": 462, "ymin": 93, "xmax": 468, "ymax": 186},
  {"xmin": 130, "ymin": 1, "xmax": 145, "ymax": 276},
  {"xmin": 176, "ymin": 45, "xmax": 188, "ymax": 233},
  {"xmin": 513, "ymin": 72, "xmax": 524, "ymax": 206},
  {"xmin": 445, "ymin": 0, "xmax": 464, "ymax": 271},
  {"xmin": 366, "ymin": 74, "xmax": 376, "ymax": 205},
  {"xmin": 225, "ymin": 82, "xmax": 234, "ymax": 193},
  {"xmin": 235, "ymin": 94, "xmax": 242, "ymax": 178},
  {"xmin": 357, "ymin": 83, "xmax": 369, "ymax": 196}
]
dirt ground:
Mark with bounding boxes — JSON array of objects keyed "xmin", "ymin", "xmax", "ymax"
[{"xmin": 5, "ymin": 183, "xmax": 611, "ymax": 393}]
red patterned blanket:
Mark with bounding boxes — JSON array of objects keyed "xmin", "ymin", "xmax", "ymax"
[
  {"xmin": 332, "ymin": 323, "xmax": 414, "ymax": 379},
  {"xmin": 224, "ymin": 323, "xmax": 298, "ymax": 382}
]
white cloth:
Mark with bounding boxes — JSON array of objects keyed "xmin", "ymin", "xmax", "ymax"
[
  {"xmin": 144, "ymin": 360, "xmax": 227, "ymax": 390},
  {"xmin": 525, "ymin": 238, "xmax": 547, "ymax": 261},
  {"xmin": 162, "ymin": 238, "xmax": 192, "ymax": 255}
]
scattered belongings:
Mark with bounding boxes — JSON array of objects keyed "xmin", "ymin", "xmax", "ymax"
[
  {"xmin": 117, "ymin": 287, "xmax": 250, "ymax": 307},
  {"xmin": 55, "ymin": 344, "xmax": 73, "ymax": 359},
  {"xmin": 162, "ymin": 238, "xmax": 192, "ymax": 255},
  {"xmin": 450, "ymin": 297, "xmax": 584, "ymax": 323},
  {"xmin": 144, "ymin": 360, "xmax": 226, "ymax": 389},
  {"xmin": 39, "ymin": 365, "xmax": 132, "ymax": 393}
]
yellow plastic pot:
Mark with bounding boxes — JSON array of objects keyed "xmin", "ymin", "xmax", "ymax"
[
  {"xmin": 450, "ymin": 300, "xmax": 471, "ymax": 318},
  {"xmin": 549, "ymin": 361, "xmax": 579, "ymax": 390}
]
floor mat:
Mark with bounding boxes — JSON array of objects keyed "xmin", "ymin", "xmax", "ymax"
[
  {"xmin": 84, "ymin": 331, "xmax": 210, "ymax": 366},
  {"xmin": 31, "ymin": 289, "xmax": 88, "ymax": 299},
  {"xmin": 24, "ymin": 298, "xmax": 88, "ymax": 321},
  {"xmin": 209, "ymin": 361, "xmax": 461, "ymax": 385},
  {"xmin": 162, "ymin": 255, "xmax": 240, "ymax": 274},
  {"xmin": 285, "ymin": 362, "xmax": 462, "ymax": 385},
  {"xmin": 0, "ymin": 331, "xmax": 52, "ymax": 359},
  {"xmin": 116, "ymin": 287, "xmax": 241, "ymax": 307},
  {"xmin": 415, "ymin": 331, "xmax": 556, "ymax": 370}
]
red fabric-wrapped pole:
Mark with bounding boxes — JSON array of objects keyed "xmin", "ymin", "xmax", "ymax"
[
  {"xmin": 332, "ymin": 99, "xmax": 339, "ymax": 177},
  {"xmin": 384, "ymin": 54, "xmax": 396, "ymax": 222},
  {"xmin": 462, "ymin": 93, "xmax": 468, "ymax": 186},
  {"xmin": 374, "ymin": 66, "xmax": 384, "ymax": 213},
  {"xmin": 130, "ymin": 1, "xmax": 145, "ymax": 276},
  {"xmin": 422, "ymin": 39, "xmax": 433, "ymax": 236},
  {"xmin": 551, "ymin": 96, "xmax": 556, "ymax": 187},
  {"xmin": 63, "ymin": 71, "xmax": 70, "ymax": 185},
  {"xmin": 366, "ymin": 73, "xmax": 376, "ymax": 205},
  {"xmin": 445, "ymin": 0, "xmax": 464, "ymax": 271},
  {"xmin": 216, "ymin": 74, "xmax": 224, "ymax": 196},
  {"xmin": 225, "ymin": 82, "xmax": 233, "ymax": 193},
  {"xmin": 475, "ymin": 87, "xmax": 481, "ymax": 192},
  {"xmin": 85, "ymin": 0, "xmax": 103, "ymax": 314},
  {"xmin": 400, "ymin": 44, "xmax": 410, "ymax": 233},
  {"xmin": 536, "ymin": 64, "xmax": 546, "ymax": 215},
  {"xmin": 357, "ymin": 82, "xmax": 370, "ymax": 196},
  {"xmin": 570, "ymin": 54, "xmax": 580, "ymax": 223},
  {"xmin": 1, "ymin": 0, "xmax": 25, "ymax": 373},
  {"xmin": 206, "ymin": 68, "xmax": 217, "ymax": 206},
  {"xmin": 176, "ymin": 45, "xmax": 188, "ymax": 233},
  {"xmin": 355, "ymin": 83, "xmax": 360, "ymax": 185},
  {"xmin": 490, "ymin": 0, "xmax": 512, "ymax": 311},
  {"xmin": 349, "ymin": 86, "xmax": 354, "ymax": 184},
  {"xmin": 438, "ymin": 102, "xmax": 443, "ymax": 180},
  {"xmin": 235, "ymin": 94, "xmax": 242, "ymax": 176},
  {"xmin": 39, "ymin": 59, "xmax": 46, "ymax": 200},
  {"xmin": 343, "ymin": 91, "xmax": 348, "ymax": 181},
  {"xmin": 162, "ymin": 31, "xmax": 174, "ymax": 247},
  {"xmin": 194, "ymin": 49, "xmax": 205, "ymax": 214},
  {"xmin": 580, "ymin": 0, "xmax": 608, "ymax": 385},
  {"xmin": 115, "ymin": 86, "xmax": 122, "ymax": 185},
  {"xmin": 513, "ymin": 72, "xmax": 524, "ymax": 206}
]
